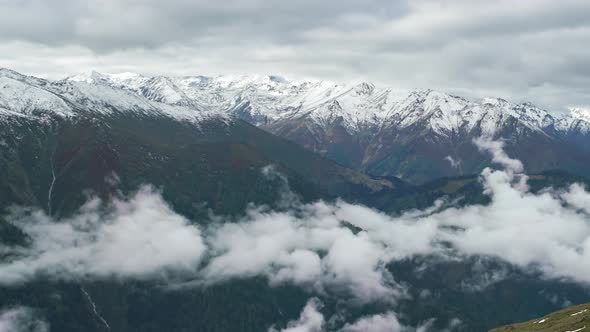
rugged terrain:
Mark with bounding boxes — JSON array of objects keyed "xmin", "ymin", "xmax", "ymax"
[
  {"xmin": 67, "ymin": 70, "xmax": 590, "ymax": 183},
  {"xmin": 0, "ymin": 68, "xmax": 589, "ymax": 332}
]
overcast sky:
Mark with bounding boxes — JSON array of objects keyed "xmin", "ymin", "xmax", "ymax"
[{"xmin": 1, "ymin": 0, "xmax": 589, "ymax": 111}]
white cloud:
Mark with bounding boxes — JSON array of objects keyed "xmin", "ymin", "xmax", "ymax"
[
  {"xmin": 0, "ymin": 307, "xmax": 48, "ymax": 332},
  {"xmin": 1, "ymin": 138, "xmax": 590, "ymax": 310},
  {"xmin": 340, "ymin": 312, "xmax": 401, "ymax": 332},
  {"xmin": 562, "ymin": 183, "xmax": 590, "ymax": 214},
  {"xmin": 270, "ymin": 298, "xmax": 325, "ymax": 332},
  {"xmin": 444, "ymin": 156, "xmax": 461, "ymax": 170},
  {"xmin": 0, "ymin": 186, "xmax": 206, "ymax": 283},
  {"xmin": 201, "ymin": 203, "xmax": 407, "ymax": 302},
  {"xmin": 432, "ymin": 164, "xmax": 590, "ymax": 282},
  {"xmin": 200, "ymin": 137, "xmax": 590, "ymax": 294},
  {"xmin": 474, "ymin": 137, "xmax": 524, "ymax": 174},
  {"xmin": 270, "ymin": 298, "xmax": 403, "ymax": 332}
]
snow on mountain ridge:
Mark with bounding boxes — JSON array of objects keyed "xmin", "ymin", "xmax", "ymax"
[
  {"xmin": 555, "ymin": 107, "xmax": 590, "ymax": 134},
  {"xmin": 5, "ymin": 68, "xmax": 587, "ymax": 138},
  {"xmin": 0, "ymin": 76, "xmax": 74, "ymax": 120},
  {"xmin": 570, "ymin": 107, "xmax": 590, "ymax": 122},
  {"xmin": 0, "ymin": 69, "xmax": 224, "ymax": 125},
  {"xmin": 65, "ymin": 70, "xmax": 581, "ymax": 137}
]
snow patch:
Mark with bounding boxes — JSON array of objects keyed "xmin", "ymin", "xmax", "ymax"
[
  {"xmin": 571, "ymin": 309, "xmax": 588, "ymax": 317},
  {"xmin": 565, "ymin": 326, "xmax": 586, "ymax": 332}
]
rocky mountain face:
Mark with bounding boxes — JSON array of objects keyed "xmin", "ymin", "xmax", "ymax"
[{"xmin": 66, "ymin": 70, "xmax": 590, "ymax": 183}]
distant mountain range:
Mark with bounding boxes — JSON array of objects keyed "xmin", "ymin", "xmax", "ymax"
[
  {"xmin": 65, "ymin": 69, "xmax": 590, "ymax": 183},
  {"xmin": 3, "ymin": 67, "xmax": 590, "ymax": 184}
]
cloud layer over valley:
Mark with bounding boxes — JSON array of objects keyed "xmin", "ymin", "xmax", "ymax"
[{"xmin": 0, "ymin": 139, "xmax": 590, "ymax": 330}]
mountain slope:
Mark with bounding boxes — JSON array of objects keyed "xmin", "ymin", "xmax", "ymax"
[
  {"xmin": 0, "ymin": 68, "xmax": 406, "ymax": 218},
  {"xmin": 66, "ymin": 71, "xmax": 590, "ymax": 183},
  {"xmin": 490, "ymin": 302, "xmax": 590, "ymax": 332}
]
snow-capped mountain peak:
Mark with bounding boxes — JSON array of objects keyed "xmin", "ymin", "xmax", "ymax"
[
  {"xmin": 66, "ymin": 70, "xmax": 148, "ymax": 89},
  {"xmin": 0, "ymin": 75, "xmax": 74, "ymax": 118},
  {"xmin": 0, "ymin": 69, "xmax": 224, "ymax": 125},
  {"xmin": 1, "ymin": 68, "xmax": 589, "ymax": 184},
  {"xmin": 4, "ymin": 68, "xmax": 589, "ymax": 141},
  {"xmin": 570, "ymin": 107, "xmax": 590, "ymax": 122},
  {"xmin": 66, "ymin": 70, "xmax": 108, "ymax": 83},
  {"xmin": 62, "ymin": 70, "xmax": 590, "ymax": 139},
  {"xmin": 353, "ymin": 82, "xmax": 375, "ymax": 96},
  {"xmin": 556, "ymin": 107, "xmax": 590, "ymax": 134}
]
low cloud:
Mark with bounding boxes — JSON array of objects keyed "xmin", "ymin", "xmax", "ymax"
[
  {"xmin": 270, "ymin": 298, "xmax": 401, "ymax": 332},
  {"xmin": 444, "ymin": 156, "xmax": 461, "ymax": 170},
  {"xmin": 0, "ymin": 307, "xmax": 48, "ymax": 332},
  {"xmin": 0, "ymin": 186, "xmax": 205, "ymax": 283},
  {"xmin": 0, "ymin": 139, "xmax": 589, "ymax": 325},
  {"xmin": 562, "ymin": 183, "xmax": 590, "ymax": 214},
  {"xmin": 270, "ymin": 298, "xmax": 325, "ymax": 332},
  {"xmin": 340, "ymin": 312, "xmax": 401, "ymax": 332},
  {"xmin": 202, "ymin": 205, "xmax": 407, "ymax": 302},
  {"xmin": 272, "ymin": 298, "xmax": 454, "ymax": 332},
  {"xmin": 474, "ymin": 137, "xmax": 524, "ymax": 173}
]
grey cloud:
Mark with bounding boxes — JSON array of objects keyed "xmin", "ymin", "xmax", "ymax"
[
  {"xmin": 1, "ymin": 0, "xmax": 589, "ymax": 110},
  {"xmin": 0, "ymin": 0, "xmax": 407, "ymax": 51}
]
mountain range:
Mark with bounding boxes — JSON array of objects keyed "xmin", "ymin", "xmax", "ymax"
[
  {"xmin": 4, "ymin": 67, "xmax": 590, "ymax": 183},
  {"xmin": 65, "ymin": 70, "xmax": 590, "ymax": 183},
  {"xmin": 1, "ymin": 67, "xmax": 590, "ymax": 332},
  {"xmin": 0, "ymin": 68, "xmax": 417, "ymax": 218}
]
